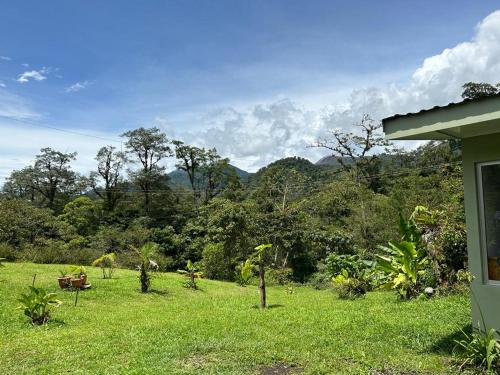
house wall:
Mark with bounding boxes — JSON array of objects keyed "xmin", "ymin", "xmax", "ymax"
[{"xmin": 463, "ymin": 132, "xmax": 500, "ymax": 330}]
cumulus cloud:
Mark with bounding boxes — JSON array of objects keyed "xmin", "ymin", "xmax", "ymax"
[
  {"xmin": 181, "ymin": 10, "xmax": 500, "ymax": 171},
  {"xmin": 65, "ymin": 80, "xmax": 91, "ymax": 93},
  {"xmin": 16, "ymin": 67, "xmax": 54, "ymax": 83}
]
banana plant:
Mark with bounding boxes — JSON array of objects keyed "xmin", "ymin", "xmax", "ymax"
[
  {"xmin": 177, "ymin": 260, "xmax": 203, "ymax": 290},
  {"xmin": 376, "ymin": 240, "xmax": 427, "ymax": 299},
  {"xmin": 18, "ymin": 286, "xmax": 61, "ymax": 325},
  {"xmin": 237, "ymin": 259, "xmax": 253, "ymax": 286}
]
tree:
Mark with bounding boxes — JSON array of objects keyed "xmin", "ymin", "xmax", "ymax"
[
  {"xmin": 133, "ymin": 242, "xmax": 159, "ymax": 293},
  {"xmin": 89, "ymin": 146, "xmax": 126, "ymax": 212},
  {"xmin": 200, "ymin": 148, "xmax": 232, "ymax": 203},
  {"xmin": 172, "ymin": 140, "xmax": 206, "ymax": 203},
  {"xmin": 4, "ymin": 148, "xmax": 79, "ymax": 210},
  {"xmin": 59, "ymin": 196, "xmax": 101, "ymax": 236},
  {"xmin": 312, "ymin": 114, "xmax": 395, "ymax": 191},
  {"xmin": 462, "ymin": 82, "xmax": 499, "ymax": 100},
  {"xmin": 122, "ymin": 127, "xmax": 173, "ymax": 212}
]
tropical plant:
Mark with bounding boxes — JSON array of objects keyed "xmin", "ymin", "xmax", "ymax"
[
  {"xmin": 376, "ymin": 240, "xmax": 427, "ymax": 299},
  {"xmin": 248, "ymin": 244, "xmax": 273, "ymax": 308},
  {"xmin": 331, "ymin": 269, "xmax": 368, "ymax": 299},
  {"xmin": 92, "ymin": 253, "xmax": 116, "ymax": 279},
  {"xmin": 132, "ymin": 242, "xmax": 159, "ymax": 293},
  {"xmin": 17, "ymin": 286, "xmax": 61, "ymax": 325},
  {"xmin": 68, "ymin": 265, "xmax": 87, "ymax": 277},
  {"xmin": 454, "ymin": 327, "xmax": 500, "ymax": 372},
  {"xmin": 235, "ymin": 259, "xmax": 253, "ymax": 287},
  {"xmin": 177, "ymin": 260, "xmax": 202, "ymax": 289}
]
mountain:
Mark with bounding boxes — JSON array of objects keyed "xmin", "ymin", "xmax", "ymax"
[{"xmin": 168, "ymin": 164, "xmax": 250, "ymax": 188}]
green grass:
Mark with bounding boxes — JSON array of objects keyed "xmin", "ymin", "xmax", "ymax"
[{"xmin": 0, "ymin": 263, "xmax": 471, "ymax": 374}]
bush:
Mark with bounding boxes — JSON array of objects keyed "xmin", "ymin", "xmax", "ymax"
[
  {"xmin": 0, "ymin": 243, "xmax": 16, "ymax": 261},
  {"xmin": 332, "ymin": 270, "xmax": 368, "ymax": 299},
  {"xmin": 308, "ymin": 263, "xmax": 332, "ymax": 290},
  {"xmin": 201, "ymin": 242, "xmax": 232, "ymax": 280},
  {"xmin": 266, "ymin": 267, "xmax": 294, "ymax": 286}
]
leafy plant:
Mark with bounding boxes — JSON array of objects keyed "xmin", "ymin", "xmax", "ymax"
[
  {"xmin": 246, "ymin": 244, "xmax": 273, "ymax": 308},
  {"xmin": 68, "ymin": 265, "xmax": 87, "ymax": 277},
  {"xmin": 454, "ymin": 327, "xmax": 500, "ymax": 372},
  {"xmin": 331, "ymin": 269, "xmax": 368, "ymax": 299},
  {"xmin": 177, "ymin": 260, "xmax": 202, "ymax": 290},
  {"xmin": 92, "ymin": 253, "xmax": 116, "ymax": 279},
  {"xmin": 17, "ymin": 286, "xmax": 61, "ymax": 325},
  {"xmin": 376, "ymin": 240, "xmax": 427, "ymax": 300},
  {"xmin": 235, "ymin": 259, "xmax": 253, "ymax": 287},
  {"xmin": 132, "ymin": 242, "xmax": 159, "ymax": 293}
]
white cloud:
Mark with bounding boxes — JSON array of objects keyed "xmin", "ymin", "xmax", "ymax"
[
  {"xmin": 65, "ymin": 80, "xmax": 91, "ymax": 93},
  {"xmin": 0, "ymin": 56, "xmax": 11, "ymax": 61},
  {"xmin": 0, "ymin": 82, "xmax": 6, "ymax": 88},
  {"xmin": 177, "ymin": 10, "xmax": 500, "ymax": 171},
  {"xmin": 16, "ymin": 68, "xmax": 50, "ymax": 83}
]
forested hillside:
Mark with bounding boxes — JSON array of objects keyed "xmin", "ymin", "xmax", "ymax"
[{"xmin": 0, "ymin": 115, "xmax": 467, "ymax": 288}]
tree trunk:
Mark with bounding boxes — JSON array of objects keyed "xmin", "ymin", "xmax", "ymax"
[{"xmin": 259, "ymin": 262, "xmax": 266, "ymax": 308}]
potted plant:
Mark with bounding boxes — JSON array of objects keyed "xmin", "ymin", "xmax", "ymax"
[
  {"xmin": 57, "ymin": 270, "xmax": 71, "ymax": 289},
  {"xmin": 69, "ymin": 265, "xmax": 87, "ymax": 288}
]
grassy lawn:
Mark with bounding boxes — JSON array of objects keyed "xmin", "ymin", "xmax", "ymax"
[{"xmin": 0, "ymin": 263, "xmax": 471, "ymax": 374}]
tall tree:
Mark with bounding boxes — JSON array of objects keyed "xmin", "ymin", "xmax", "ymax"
[
  {"xmin": 122, "ymin": 127, "xmax": 173, "ymax": 212},
  {"xmin": 461, "ymin": 82, "xmax": 499, "ymax": 100},
  {"xmin": 4, "ymin": 148, "xmax": 78, "ymax": 209},
  {"xmin": 172, "ymin": 140, "xmax": 206, "ymax": 203},
  {"xmin": 312, "ymin": 114, "xmax": 395, "ymax": 191},
  {"xmin": 89, "ymin": 145, "xmax": 126, "ymax": 211},
  {"xmin": 201, "ymin": 148, "xmax": 232, "ymax": 202}
]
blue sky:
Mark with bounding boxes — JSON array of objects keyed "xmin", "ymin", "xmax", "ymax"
[{"xmin": 0, "ymin": 1, "xmax": 499, "ymax": 175}]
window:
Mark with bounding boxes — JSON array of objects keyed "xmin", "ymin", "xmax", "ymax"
[{"xmin": 479, "ymin": 162, "xmax": 500, "ymax": 281}]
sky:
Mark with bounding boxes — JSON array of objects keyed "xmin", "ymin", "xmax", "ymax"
[{"xmin": 1, "ymin": 1, "xmax": 500, "ymax": 179}]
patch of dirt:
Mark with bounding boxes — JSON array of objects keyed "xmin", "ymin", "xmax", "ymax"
[
  {"xmin": 260, "ymin": 363, "xmax": 303, "ymax": 375},
  {"xmin": 370, "ymin": 368, "xmax": 419, "ymax": 375}
]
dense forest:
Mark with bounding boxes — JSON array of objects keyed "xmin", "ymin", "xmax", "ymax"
[{"xmin": 4, "ymin": 82, "xmax": 494, "ymax": 291}]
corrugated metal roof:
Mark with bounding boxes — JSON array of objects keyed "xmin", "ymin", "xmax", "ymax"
[{"xmin": 382, "ymin": 93, "xmax": 500, "ymax": 124}]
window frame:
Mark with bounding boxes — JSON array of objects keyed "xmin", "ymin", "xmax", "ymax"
[{"xmin": 477, "ymin": 160, "xmax": 500, "ymax": 285}]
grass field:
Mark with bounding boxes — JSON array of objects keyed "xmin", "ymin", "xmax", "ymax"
[{"xmin": 0, "ymin": 263, "xmax": 472, "ymax": 374}]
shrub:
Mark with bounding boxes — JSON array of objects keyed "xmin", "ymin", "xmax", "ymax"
[
  {"xmin": 201, "ymin": 242, "xmax": 232, "ymax": 280},
  {"xmin": 17, "ymin": 286, "xmax": 61, "ymax": 325},
  {"xmin": 177, "ymin": 260, "xmax": 202, "ymax": 290},
  {"xmin": 266, "ymin": 267, "xmax": 293, "ymax": 286},
  {"xmin": 132, "ymin": 242, "xmax": 159, "ymax": 293},
  {"xmin": 92, "ymin": 253, "xmax": 116, "ymax": 279},
  {"xmin": 0, "ymin": 243, "xmax": 16, "ymax": 261},
  {"xmin": 332, "ymin": 269, "xmax": 368, "ymax": 299}
]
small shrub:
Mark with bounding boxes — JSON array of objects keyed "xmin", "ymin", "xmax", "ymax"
[
  {"xmin": 454, "ymin": 327, "xmax": 500, "ymax": 372},
  {"xmin": 132, "ymin": 242, "xmax": 159, "ymax": 293},
  {"xmin": 266, "ymin": 267, "xmax": 293, "ymax": 286},
  {"xmin": 178, "ymin": 260, "xmax": 202, "ymax": 290},
  {"xmin": 92, "ymin": 253, "xmax": 116, "ymax": 279},
  {"xmin": 308, "ymin": 271, "xmax": 332, "ymax": 290},
  {"xmin": 17, "ymin": 286, "xmax": 61, "ymax": 325},
  {"xmin": 0, "ymin": 243, "xmax": 16, "ymax": 261},
  {"xmin": 332, "ymin": 269, "xmax": 368, "ymax": 299}
]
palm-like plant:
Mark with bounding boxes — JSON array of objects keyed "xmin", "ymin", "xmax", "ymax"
[
  {"xmin": 92, "ymin": 253, "xmax": 116, "ymax": 279},
  {"xmin": 177, "ymin": 260, "xmax": 203, "ymax": 289},
  {"xmin": 377, "ymin": 240, "xmax": 427, "ymax": 300},
  {"xmin": 18, "ymin": 286, "xmax": 61, "ymax": 325},
  {"xmin": 132, "ymin": 242, "xmax": 158, "ymax": 293}
]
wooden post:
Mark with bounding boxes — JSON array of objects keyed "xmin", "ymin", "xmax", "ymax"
[{"xmin": 259, "ymin": 261, "xmax": 266, "ymax": 309}]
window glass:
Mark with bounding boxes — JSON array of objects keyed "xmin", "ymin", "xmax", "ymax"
[{"xmin": 480, "ymin": 163, "xmax": 500, "ymax": 281}]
